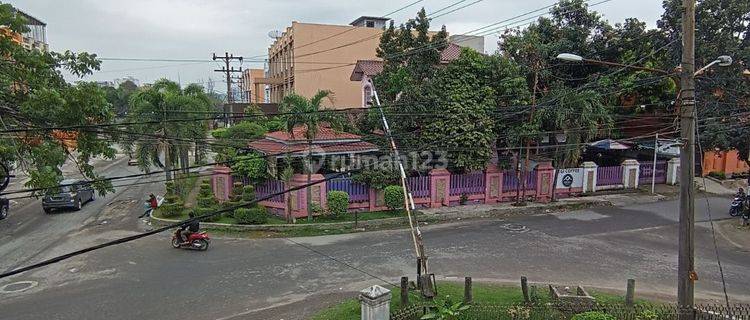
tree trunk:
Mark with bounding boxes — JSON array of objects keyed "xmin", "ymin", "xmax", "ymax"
[
  {"xmin": 194, "ymin": 142, "xmax": 200, "ymax": 164},
  {"xmin": 181, "ymin": 147, "xmax": 189, "ymax": 174},
  {"xmin": 306, "ymin": 139, "xmax": 313, "ymax": 222}
]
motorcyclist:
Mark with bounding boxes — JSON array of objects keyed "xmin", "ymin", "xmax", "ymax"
[
  {"xmin": 179, "ymin": 211, "xmax": 200, "ymax": 244},
  {"xmin": 736, "ymin": 187, "xmax": 746, "ymax": 200}
]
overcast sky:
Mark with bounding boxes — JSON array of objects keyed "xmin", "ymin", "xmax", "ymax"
[{"xmin": 10, "ymin": 0, "xmax": 665, "ymax": 93}]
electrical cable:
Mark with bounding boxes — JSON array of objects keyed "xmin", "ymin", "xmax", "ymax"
[{"xmin": 694, "ymin": 104, "xmax": 732, "ymax": 309}]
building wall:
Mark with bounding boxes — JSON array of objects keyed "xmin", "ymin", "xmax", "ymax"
[
  {"xmin": 244, "ymin": 68, "xmax": 266, "ymax": 103},
  {"xmin": 268, "ymin": 22, "xmax": 382, "ymax": 109},
  {"xmin": 449, "ymin": 34, "xmax": 484, "ymax": 53},
  {"xmin": 702, "ymin": 150, "xmax": 750, "ymax": 177}
]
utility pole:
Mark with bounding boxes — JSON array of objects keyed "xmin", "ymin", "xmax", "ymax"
[
  {"xmin": 678, "ymin": 0, "xmax": 696, "ymax": 316},
  {"xmin": 212, "ymin": 52, "xmax": 243, "ymax": 126},
  {"xmin": 161, "ymin": 103, "xmax": 172, "ymax": 182}
]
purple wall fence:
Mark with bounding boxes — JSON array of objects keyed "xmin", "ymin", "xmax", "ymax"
[
  {"xmin": 597, "ymin": 166, "xmax": 622, "ymax": 186},
  {"xmin": 327, "ymin": 178, "xmax": 369, "ymax": 203},
  {"xmin": 638, "ymin": 161, "xmax": 667, "ymax": 184}
]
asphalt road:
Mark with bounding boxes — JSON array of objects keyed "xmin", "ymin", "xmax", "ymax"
[{"xmin": 0, "ymin": 181, "xmax": 747, "ymax": 320}]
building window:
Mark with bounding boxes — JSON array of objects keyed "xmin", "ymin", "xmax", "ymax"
[
  {"xmin": 364, "ymin": 85, "xmax": 373, "ymax": 106},
  {"xmin": 365, "ymin": 20, "xmax": 375, "ymax": 28}
]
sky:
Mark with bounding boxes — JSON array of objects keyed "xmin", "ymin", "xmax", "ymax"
[{"xmin": 10, "ymin": 0, "xmax": 665, "ymax": 94}]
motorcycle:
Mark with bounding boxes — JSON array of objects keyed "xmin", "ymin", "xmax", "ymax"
[
  {"xmin": 730, "ymin": 195, "xmax": 745, "ymax": 217},
  {"xmin": 171, "ymin": 229, "xmax": 210, "ymax": 251}
]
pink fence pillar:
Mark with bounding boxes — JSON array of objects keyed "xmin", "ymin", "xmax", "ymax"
[
  {"xmin": 289, "ymin": 173, "xmax": 327, "ymax": 218},
  {"xmin": 429, "ymin": 169, "xmax": 450, "ymax": 207},
  {"xmin": 211, "ymin": 165, "xmax": 232, "ymax": 202},
  {"xmin": 535, "ymin": 161, "xmax": 555, "ymax": 203},
  {"xmin": 484, "ymin": 165, "xmax": 503, "ymax": 204}
]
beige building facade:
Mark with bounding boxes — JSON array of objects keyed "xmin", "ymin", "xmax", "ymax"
[{"xmin": 266, "ymin": 17, "xmax": 388, "ymax": 109}]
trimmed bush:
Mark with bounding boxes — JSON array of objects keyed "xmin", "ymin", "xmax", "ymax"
[
  {"xmin": 159, "ymin": 202, "xmax": 183, "ymax": 218},
  {"xmin": 197, "ymin": 181, "xmax": 217, "ymax": 208},
  {"xmin": 571, "ymin": 311, "xmax": 616, "ymax": 320},
  {"xmin": 234, "ymin": 206, "xmax": 268, "ymax": 225},
  {"xmin": 231, "ymin": 182, "xmax": 244, "ymax": 201},
  {"xmin": 384, "ymin": 185, "xmax": 404, "ymax": 210},
  {"xmin": 241, "ymin": 185, "xmax": 255, "ymax": 202},
  {"xmin": 327, "ymin": 191, "xmax": 349, "ymax": 217}
]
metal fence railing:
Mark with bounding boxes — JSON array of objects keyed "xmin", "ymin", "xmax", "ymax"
[{"xmin": 390, "ymin": 303, "xmax": 750, "ymax": 320}]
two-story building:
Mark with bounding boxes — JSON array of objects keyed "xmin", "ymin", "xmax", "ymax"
[{"xmin": 1, "ymin": 8, "xmax": 47, "ymax": 52}]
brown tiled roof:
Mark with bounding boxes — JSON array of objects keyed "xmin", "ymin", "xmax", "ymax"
[
  {"xmin": 249, "ymin": 124, "xmax": 379, "ymax": 156},
  {"xmin": 350, "ymin": 60, "xmax": 384, "ymax": 81},
  {"xmin": 249, "ymin": 139, "xmax": 378, "ymax": 156},
  {"xmin": 350, "ymin": 44, "xmax": 464, "ymax": 81},
  {"xmin": 265, "ymin": 124, "xmax": 362, "ymax": 141},
  {"xmin": 440, "ymin": 43, "xmax": 462, "ymax": 63}
]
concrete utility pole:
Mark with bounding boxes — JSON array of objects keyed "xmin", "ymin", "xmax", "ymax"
[
  {"xmin": 678, "ymin": 0, "xmax": 696, "ymax": 315},
  {"xmin": 212, "ymin": 52, "xmax": 243, "ymax": 126}
]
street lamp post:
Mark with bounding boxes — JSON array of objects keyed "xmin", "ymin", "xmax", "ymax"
[{"xmin": 556, "ymin": 51, "xmax": 732, "ymax": 311}]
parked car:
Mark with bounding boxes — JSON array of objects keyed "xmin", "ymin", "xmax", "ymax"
[
  {"xmin": 127, "ymin": 158, "xmax": 138, "ymax": 166},
  {"xmin": 42, "ymin": 179, "xmax": 96, "ymax": 213},
  {"xmin": 0, "ymin": 197, "xmax": 8, "ymax": 220}
]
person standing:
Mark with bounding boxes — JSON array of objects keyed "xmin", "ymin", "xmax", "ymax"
[{"xmin": 140, "ymin": 194, "xmax": 158, "ymax": 218}]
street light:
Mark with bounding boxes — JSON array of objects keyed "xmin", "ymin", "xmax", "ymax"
[
  {"xmin": 555, "ymin": 53, "xmax": 671, "ymax": 74},
  {"xmin": 556, "ymin": 53, "xmax": 733, "ymax": 76}
]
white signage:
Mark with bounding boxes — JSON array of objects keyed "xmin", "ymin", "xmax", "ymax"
[{"xmin": 556, "ymin": 168, "xmax": 583, "ymax": 189}]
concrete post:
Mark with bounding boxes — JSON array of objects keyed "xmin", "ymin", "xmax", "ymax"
[
  {"xmin": 211, "ymin": 165, "xmax": 232, "ymax": 202},
  {"xmin": 536, "ymin": 161, "xmax": 555, "ymax": 203},
  {"xmin": 429, "ymin": 169, "xmax": 450, "ymax": 208},
  {"xmin": 621, "ymin": 159, "xmax": 640, "ymax": 189},
  {"xmin": 667, "ymin": 158, "xmax": 680, "ymax": 185},
  {"xmin": 359, "ymin": 285, "xmax": 391, "ymax": 320},
  {"xmin": 289, "ymin": 173, "xmax": 326, "ymax": 217},
  {"xmin": 582, "ymin": 162, "xmax": 598, "ymax": 193},
  {"xmin": 484, "ymin": 164, "xmax": 503, "ymax": 204}
]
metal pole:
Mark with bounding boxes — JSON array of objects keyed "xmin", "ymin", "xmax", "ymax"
[
  {"xmin": 678, "ymin": 0, "xmax": 696, "ymax": 315},
  {"xmin": 369, "ymin": 81, "xmax": 427, "ymax": 276},
  {"xmin": 652, "ymin": 133, "xmax": 658, "ymax": 194}
]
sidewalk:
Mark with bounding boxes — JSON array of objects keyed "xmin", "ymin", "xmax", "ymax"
[
  {"xmin": 421, "ymin": 190, "xmax": 669, "ymax": 217},
  {"xmin": 717, "ymin": 219, "xmax": 750, "ymax": 249}
]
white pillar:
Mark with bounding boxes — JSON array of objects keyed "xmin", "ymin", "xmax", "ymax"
[
  {"xmin": 667, "ymin": 158, "xmax": 680, "ymax": 185},
  {"xmin": 621, "ymin": 159, "xmax": 640, "ymax": 189},
  {"xmin": 582, "ymin": 161, "xmax": 598, "ymax": 193},
  {"xmin": 360, "ymin": 285, "xmax": 391, "ymax": 320}
]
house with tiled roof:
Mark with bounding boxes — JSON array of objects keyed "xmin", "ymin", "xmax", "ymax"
[
  {"xmin": 248, "ymin": 123, "xmax": 379, "ymax": 175},
  {"xmin": 350, "ymin": 43, "xmax": 471, "ymax": 107}
]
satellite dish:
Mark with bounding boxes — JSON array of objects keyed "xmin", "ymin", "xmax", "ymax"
[{"xmin": 268, "ymin": 30, "xmax": 282, "ymax": 39}]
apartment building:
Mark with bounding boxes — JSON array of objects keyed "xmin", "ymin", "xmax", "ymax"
[
  {"xmin": 1, "ymin": 8, "xmax": 48, "ymax": 51},
  {"xmin": 265, "ymin": 16, "xmax": 389, "ymax": 108},
  {"xmin": 240, "ymin": 68, "xmax": 267, "ymax": 103}
]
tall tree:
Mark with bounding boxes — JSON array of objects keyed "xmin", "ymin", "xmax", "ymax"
[
  {"xmin": 0, "ymin": 3, "xmax": 116, "ymax": 195},
  {"xmin": 125, "ymin": 79, "xmax": 213, "ymax": 181},
  {"xmin": 658, "ymin": 0, "xmax": 750, "ymax": 165}
]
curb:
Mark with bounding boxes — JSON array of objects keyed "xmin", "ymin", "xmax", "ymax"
[{"xmin": 149, "ymin": 199, "xmax": 610, "ymax": 234}]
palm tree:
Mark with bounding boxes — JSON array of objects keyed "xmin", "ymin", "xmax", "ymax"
[
  {"xmin": 280, "ymin": 90, "xmax": 334, "ymax": 222},
  {"xmin": 126, "ymin": 79, "xmax": 213, "ymax": 182}
]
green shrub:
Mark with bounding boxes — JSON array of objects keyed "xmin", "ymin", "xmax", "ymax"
[
  {"xmin": 384, "ymin": 185, "xmax": 404, "ymax": 210},
  {"xmin": 709, "ymin": 171, "xmax": 727, "ymax": 180},
  {"xmin": 159, "ymin": 201, "xmax": 183, "ymax": 218},
  {"xmin": 193, "ymin": 207, "xmax": 221, "ymax": 222},
  {"xmin": 231, "ymin": 182, "xmax": 244, "ymax": 201},
  {"xmin": 327, "ymin": 191, "xmax": 349, "ymax": 217},
  {"xmin": 234, "ymin": 207, "xmax": 268, "ymax": 225},
  {"xmin": 571, "ymin": 311, "xmax": 616, "ymax": 320},
  {"xmin": 311, "ymin": 203, "xmax": 323, "ymax": 216},
  {"xmin": 241, "ymin": 185, "xmax": 255, "ymax": 202},
  {"xmin": 197, "ymin": 181, "xmax": 217, "ymax": 208},
  {"xmin": 165, "ymin": 181, "xmax": 176, "ymax": 196}
]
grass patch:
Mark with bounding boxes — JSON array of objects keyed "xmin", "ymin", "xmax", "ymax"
[
  {"xmin": 311, "ymin": 282, "xmax": 639, "ymax": 320},
  {"xmin": 295, "ymin": 210, "xmax": 407, "ymax": 224}
]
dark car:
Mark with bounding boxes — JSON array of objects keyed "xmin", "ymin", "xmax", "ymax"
[
  {"xmin": 0, "ymin": 197, "xmax": 8, "ymax": 220},
  {"xmin": 42, "ymin": 179, "xmax": 96, "ymax": 213}
]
